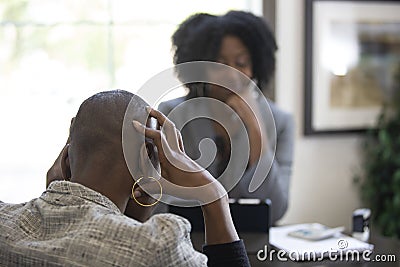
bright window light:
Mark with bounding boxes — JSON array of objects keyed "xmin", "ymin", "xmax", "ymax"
[{"xmin": 0, "ymin": 0, "xmax": 262, "ymax": 203}]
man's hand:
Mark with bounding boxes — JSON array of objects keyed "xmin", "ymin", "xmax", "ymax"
[
  {"xmin": 46, "ymin": 119, "xmax": 74, "ymax": 187},
  {"xmin": 46, "ymin": 144, "xmax": 70, "ymax": 187},
  {"xmin": 133, "ymin": 107, "xmax": 239, "ymax": 245},
  {"xmin": 132, "ymin": 108, "xmax": 222, "ymax": 199}
]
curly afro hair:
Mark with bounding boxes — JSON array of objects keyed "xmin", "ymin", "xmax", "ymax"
[{"xmin": 172, "ymin": 10, "xmax": 277, "ymax": 95}]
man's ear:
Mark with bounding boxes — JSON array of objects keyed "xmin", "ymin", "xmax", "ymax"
[
  {"xmin": 61, "ymin": 144, "xmax": 71, "ymax": 181},
  {"xmin": 67, "ymin": 117, "xmax": 75, "ymax": 143},
  {"xmin": 69, "ymin": 117, "xmax": 75, "ymax": 129}
]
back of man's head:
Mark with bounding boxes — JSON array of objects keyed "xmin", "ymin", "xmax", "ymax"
[{"xmin": 69, "ymin": 90, "xmax": 137, "ymax": 178}]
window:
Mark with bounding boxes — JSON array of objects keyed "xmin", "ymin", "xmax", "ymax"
[{"xmin": 0, "ymin": 0, "xmax": 262, "ymax": 203}]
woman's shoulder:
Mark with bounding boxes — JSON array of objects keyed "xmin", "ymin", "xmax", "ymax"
[
  {"xmin": 158, "ymin": 96, "xmax": 187, "ymax": 114},
  {"xmin": 266, "ymin": 100, "xmax": 290, "ymax": 117},
  {"xmin": 266, "ymin": 100, "xmax": 294, "ymax": 131}
]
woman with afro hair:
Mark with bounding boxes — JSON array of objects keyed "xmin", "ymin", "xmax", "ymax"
[{"xmin": 159, "ymin": 11, "xmax": 294, "ymax": 224}]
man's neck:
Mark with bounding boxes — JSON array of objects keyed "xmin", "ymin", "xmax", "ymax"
[{"xmin": 71, "ymin": 174, "xmax": 130, "ymax": 213}]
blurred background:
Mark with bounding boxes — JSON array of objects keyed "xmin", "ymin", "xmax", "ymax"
[
  {"xmin": 0, "ymin": 0, "xmax": 262, "ymax": 204},
  {"xmin": 1, "ymin": 0, "xmax": 398, "ymax": 235}
]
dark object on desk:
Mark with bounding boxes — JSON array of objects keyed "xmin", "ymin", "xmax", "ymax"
[
  {"xmin": 169, "ymin": 198, "xmax": 271, "ymax": 254},
  {"xmin": 169, "ymin": 199, "xmax": 271, "ymax": 233},
  {"xmin": 230, "ymin": 198, "xmax": 271, "ymax": 234},
  {"xmin": 352, "ymin": 208, "xmax": 371, "ymax": 242}
]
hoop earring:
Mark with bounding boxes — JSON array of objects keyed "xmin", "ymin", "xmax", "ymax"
[{"xmin": 131, "ymin": 176, "xmax": 162, "ymax": 207}]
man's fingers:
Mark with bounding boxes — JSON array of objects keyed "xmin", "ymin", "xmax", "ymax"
[
  {"xmin": 132, "ymin": 188, "xmax": 143, "ymax": 198},
  {"xmin": 137, "ymin": 107, "xmax": 181, "ymax": 151},
  {"xmin": 176, "ymin": 129, "xmax": 185, "ymax": 152},
  {"xmin": 146, "ymin": 107, "xmax": 167, "ymax": 126},
  {"xmin": 133, "ymin": 121, "xmax": 164, "ymax": 150},
  {"xmin": 133, "ymin": 121, "xmax": 159, "ymax": 139},
  {"xmin": 147, "ymin": 107, "xmax": 179, "ymax": 149},
  {"xmin": 134, "ymin": 179, "xmax": 163, "ymax": 197},
  {"xmin": 133, "ymin": 120, "xmax": 174, "ymax": 159},
  {"xmin": 147, "ymin": 107, "xmax": 176, "ymax": 134}
]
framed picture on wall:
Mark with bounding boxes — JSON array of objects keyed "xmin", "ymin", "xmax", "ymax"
[{"xmin": 304, "ymin": 0, "xmax": 400, "ymax": 135}]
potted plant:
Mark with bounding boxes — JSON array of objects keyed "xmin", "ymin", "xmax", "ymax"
[{"xmin": 355, "ymin": 64, "xmax": 400, "ymax": 240}]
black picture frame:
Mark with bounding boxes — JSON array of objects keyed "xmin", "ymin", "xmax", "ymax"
[{"xmin": 304, "ymin": 0, "xmax": 400, "ymax": 135}]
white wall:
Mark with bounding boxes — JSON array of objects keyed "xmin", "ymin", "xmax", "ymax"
[{"xmin": 275, "ymin": 0, "xmax": 364, "ymax": 230}]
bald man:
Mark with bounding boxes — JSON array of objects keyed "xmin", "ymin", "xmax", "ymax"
[{"xmin": 0, "ymin": 90, "xmax": 250, "ymax": 267}]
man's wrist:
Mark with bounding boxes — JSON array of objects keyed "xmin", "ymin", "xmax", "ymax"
[
  {"xmin": 196, "ymin": 176, "xmax": 227, "ymax": 205},
  {"xmin": 201, "ymin": 195, "xmax": 239, "ymax": 245}
]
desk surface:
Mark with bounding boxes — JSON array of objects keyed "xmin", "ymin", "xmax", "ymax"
[{"xmin": 191, "ymin": 232, "xmax": 400, "ymax": 267}]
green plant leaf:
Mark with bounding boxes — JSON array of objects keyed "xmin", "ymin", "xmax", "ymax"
[{"xmin": 354, "ymin": 63, "xmax": 400, "ymax": 239}]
